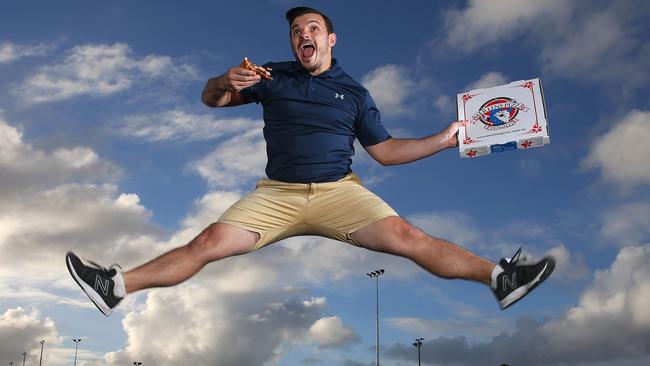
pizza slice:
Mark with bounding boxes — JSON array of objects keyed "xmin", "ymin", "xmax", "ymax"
[{"xmin": 240, "ymin": 57, "xmax": 272, "ymax": 80}]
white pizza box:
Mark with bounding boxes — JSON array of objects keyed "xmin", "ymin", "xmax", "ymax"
[{"xmin": 456, "ymin": 78, "xmax": 549, "ymax": 158}]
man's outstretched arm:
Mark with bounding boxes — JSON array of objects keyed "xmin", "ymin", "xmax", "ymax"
[
  {"xmin": 365, "ymin": 120, "xmax": 468, "ymax": 166},
  {"xmin": 201, "ymin": 66, "xmax": 261, "ymax": 108}
]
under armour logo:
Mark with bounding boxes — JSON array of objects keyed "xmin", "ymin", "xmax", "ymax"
[
  {"xmin": 502, "ymin": 273, "xmax": 517, "ymax": 290},
  {"xmin": 95, "ymin": 274, "xmax": 110, "ymax": 296},
  {"xmin": 334, "ymin": 93, "xmax": 345, "ymax": 100}
]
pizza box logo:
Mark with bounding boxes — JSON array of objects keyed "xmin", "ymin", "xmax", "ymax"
[{"xmin": 472, "ymin": 97, "xmax": 529, "ymax": 131}]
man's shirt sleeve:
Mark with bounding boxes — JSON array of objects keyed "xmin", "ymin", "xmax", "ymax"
[
  {"xmin": 239, "ymin": 82, "xmax": 262, "ymax": 104},
  {"xmin": 355, "ymin": 93, "xmax": 392, "ymax": 147}
]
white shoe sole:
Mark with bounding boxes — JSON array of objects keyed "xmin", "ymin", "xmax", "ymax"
[{"xmin": 66, "ymin": 255, "xmax": 113, "ymax": 316}]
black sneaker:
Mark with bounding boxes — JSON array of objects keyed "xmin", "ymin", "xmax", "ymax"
[
  {"xmin": 66, "ymin": 252, "xmax": 123, "ymax": 316},
  {"xmin": 492, "ymin": 248, "xmax": 555, "ymax": 310}
]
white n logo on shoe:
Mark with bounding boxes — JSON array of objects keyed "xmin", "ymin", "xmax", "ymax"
[
  {"xmin": 503, "ymin": 273, "xmax": 517, "ymax": 290},
  {"xmin": 95, "ymin": 274, "xmax": 110, "ymax": 296}
]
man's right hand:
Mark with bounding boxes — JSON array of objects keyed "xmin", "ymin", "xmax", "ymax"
[
  {"xmin": 202, "ymin": 66, "xmax": 261, "ymax": 107},
  {"xmin": 219, "ymin": 67, "xmax": 262, "ymax": 92}
]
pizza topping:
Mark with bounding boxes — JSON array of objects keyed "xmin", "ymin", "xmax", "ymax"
[{"xmin": 240, "ymin": 57, "xmax": 272, "ymax": 80}]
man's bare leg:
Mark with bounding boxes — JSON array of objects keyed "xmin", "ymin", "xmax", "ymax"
[
  {"xmin": 124, "ymin": 222, "xmax": 259, "ymax": 294},
  {"xmin": 350, "ymin": 216, "xmax": 494, "ymax": 285},
  {"xmin": 66, "ymin": 222, "xmax": 259, "ymax": 316}
]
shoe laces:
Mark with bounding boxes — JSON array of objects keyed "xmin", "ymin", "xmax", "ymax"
[
  {"xmin": 87, "ymin": 260, "xmax": 123, "ymax": 277},
  {"xmin": 500, "ymin": 247, "xmax": 528, "ymax": 268}
]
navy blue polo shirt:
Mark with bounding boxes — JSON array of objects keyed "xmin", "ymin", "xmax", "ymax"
[{"xmin": 239, "ymin": 59, "xmax": 391, "ymax": 183}]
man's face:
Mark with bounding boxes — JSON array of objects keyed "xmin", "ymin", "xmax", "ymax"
[{"xmin": 290, "ymin": 13, "xmax": 336, "ymax": 75}]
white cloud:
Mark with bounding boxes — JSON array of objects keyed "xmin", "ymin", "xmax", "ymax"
[
  {"xmin": 0, "ymin": 117, "xmax": 160, "ymax": 306},
  {"xmin": 465, "ymin": 71, "xmax": 507, "ymax": 90},
  {"xmin": 0, "ymin": 116, "xmax": 119, "ymax": 202},
  {"xmin": 600, "ymin": 202, "xmax": 650, "ymax": 247},
  {"xmin": 545, "ymin": 244, "xmax": 589, "ymax": 282},
  {"xmin": 434, "ymin": 94, "xmax": 452, "ymax": 112},
  {"xmin": 541, "ymin": 245, "xmax": 650, "ymax": 361},
  {"xmin": 0, "ymin": 181, "xmax": 162, "ymax": 290},
  {"xmin": 191, "ymin": 127, "xmax": 267, "ymax": 189},
  {"xmin": 538, "ymin": 1, "xmax": 650, "ymax": 87},
  {"xmin": 303, "ymin": 296, "xmax": 327, "ymax": 308},
  {"xmin": 104, "ymin": 286, "xmax": 324, "ymax": 366},
  {"xmin": 441, "ymin": 0, "xmax": 649, "ymax": 87},
  {"xmin": 0, "ymin": 117, "xmax": 23, "ymax": 159},
  {"xmin": 14, "ymin": 43, "xmax": 197, "ymax": 103},
  {"xmin": 0, "ymin": 41, "xmax": 51, "ymax": 63},
  {"xmin": 120, "ymin": 109, "xmax": 258, "ymax": 142},
  {"xmin": 584, "ymin": 110, "xmax": 650, "ymax": 187},
  {"xmin": 361, "ymin": 64, "xmax": 417, "ymax": 117},
  {"xmin": 443, "ymin": 0, "xmax": 567, "ymax": 52},
  {"xmin": 0, "ymin": 307, "xmax": 60, "ymax": 365},
  {"xmin": 386, "ymin": 245, "xmax": 650, "ymax": 365},
  {"xmin": 308, "ymin": 316, "xmax": 360, "ymax": 349},
  {"xmin": 0, "ymin": 119, "xmax": 119, "ymax": 199}
]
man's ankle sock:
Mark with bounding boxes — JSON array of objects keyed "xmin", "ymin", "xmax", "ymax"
[
  {"xmin": 113, "ymin": 271, "xmax": 126, "ymax": 298},
  {"xmin": 491, "ymin": 264, "xmax": 503, "ymax": 290}
]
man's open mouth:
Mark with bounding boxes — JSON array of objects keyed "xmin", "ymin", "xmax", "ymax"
[{"xmin": 299, "ymin": 42, "xmax": 316, "ymax": 60}]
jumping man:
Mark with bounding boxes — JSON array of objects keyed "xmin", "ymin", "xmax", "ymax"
[{"xmin": 66, "ymin": 7, "xmax": 555, "ymax": 316}]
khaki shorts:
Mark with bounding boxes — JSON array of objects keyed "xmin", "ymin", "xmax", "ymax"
[{"xmin": 218, "ymin": 173, "xmax": 399, "ymax": 250}]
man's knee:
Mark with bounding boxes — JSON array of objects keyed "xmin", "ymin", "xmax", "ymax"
[
  {"xmin": 197, "ymin": 222, "xmax": 223, "ymax": 243},
  {"xmin": 370, "ymin": 217, "xmax": 429, "ymax": 255},
  {"xmin": 394, "ymin": 219, "xmax": 429, "ymax": 245},
  {"xmin": 187, "ymin": 223, "xmax": 221, "ymax": 257},
  {"xmin": 187, "ymin": 222, "xmax": 256, "ymax": 261}
]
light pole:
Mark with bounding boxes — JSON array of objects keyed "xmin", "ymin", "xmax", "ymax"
[
  {"xmin": 73, "ymin": 338, "xmax": 82, "ymax": 366},
  {"xmin": 412, "ymin": 337, "xmax": 424, "ymax": 366},
  {"xmin": 38, "ymin": 340, "xmax": 45, "ymax": 366},
  {"xmin": 133, "ymin": 362, "xmax": 142, "ymax": 365},
  {"xmin": 21, "ymin": 352, "xmax": 26, "ymax": 366},
  {"xmin": 366, "ymin": 268, "xmax": 385, "ymax": 366}
]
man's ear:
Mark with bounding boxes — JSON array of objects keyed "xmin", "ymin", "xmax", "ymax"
[{"xmin": 329, "ymin": 32, "xmax": 337, "ymax": 47}]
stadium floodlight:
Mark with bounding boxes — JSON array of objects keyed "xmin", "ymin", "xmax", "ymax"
[
  {"xmin": 38, "ymin": 340, "xmax": 45, "ymax": 366},
  {"xmin": 366, "ymin": 268, "xmax": 385, "ymax": 366},
  {"xmin": 73, "ymin": 338, "xmax": 82, "ymax": 366},
  {"xmin": 412, "ymin": 337, "xmax": 424, "ymax": 366}
]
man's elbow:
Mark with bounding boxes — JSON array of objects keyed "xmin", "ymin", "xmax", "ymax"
[
  {"xmin": 201, "ymin": 95, "xmax": 215, "ymax": 108},
  {"xmin": 371, "ymin": 153, "xmax": 398, "ymax": 166},
  {"xmin": 377, "ymin": 157, "xmax": 398, "ymax": 166},
  {"xmin": 368, "ymin": 139, "xmax": 399, "ymax": 166},
  {"xmin": 201, "ymin": 91, "xmax": 220, "ymax": 108}
]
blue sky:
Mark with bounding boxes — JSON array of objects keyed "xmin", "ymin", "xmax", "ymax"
[{"xmin": 1, "ymin": 0, "xmax": 649, "ymax": 365}]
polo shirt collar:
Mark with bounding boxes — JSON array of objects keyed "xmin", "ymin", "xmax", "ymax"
[{"xmin": 292, "ymin": 58, "xmax": 343, "ymax": 79}]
